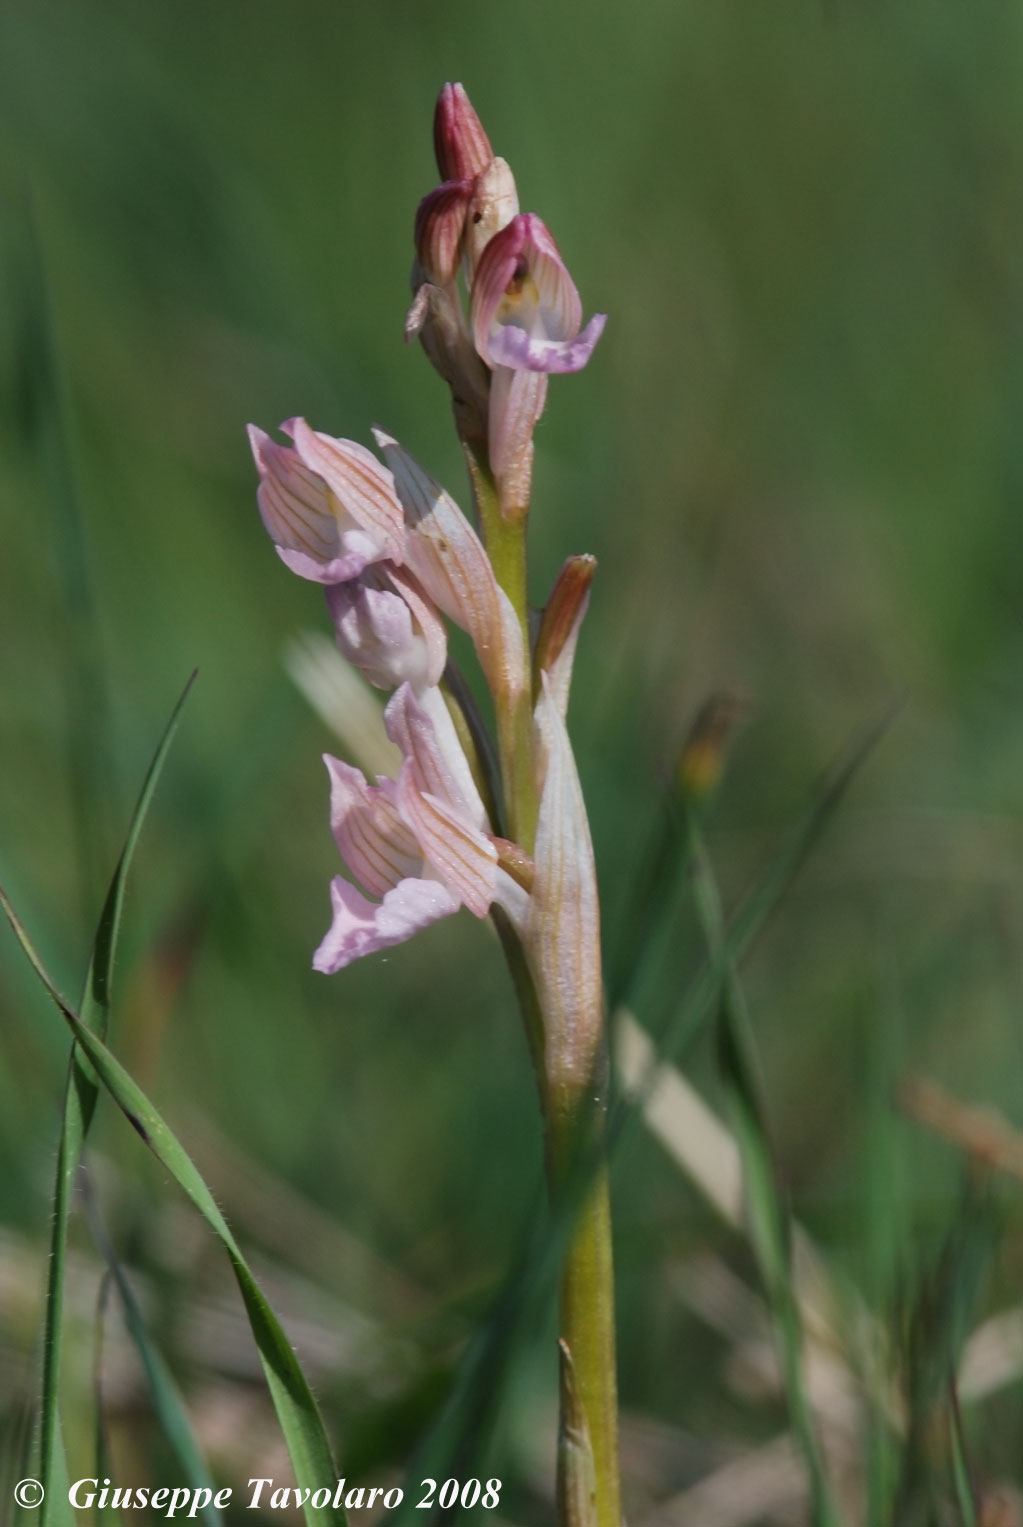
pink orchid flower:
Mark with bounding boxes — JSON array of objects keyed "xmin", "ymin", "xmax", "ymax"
[
  {"xmin": 314, "ymin": 683, "xmax": 526, "ymax": 972},
  {"xmin": 248, "ymin": 417, "xmax": 404, "ymax": 583},
  {"xmin": 470, "ymin": 213, "xmax": 606, "ymax": 375}
]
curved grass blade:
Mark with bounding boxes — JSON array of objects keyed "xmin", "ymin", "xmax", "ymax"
[
  {"xmin": 91, "ymin": 1272, "xmax": 122, "ymax": 1527},
  {"xmin": 685, "ymin": 807, "xmax": 841, "ymax": 1527},
  {"xmin": 82, "ymin": 1175, "xmax": 222, "ymax": 1527},
  {"xmin": 609, "ymin": 698, "xmax": 900, "ymax": 1151},
  {"xmin": 35, "ymin": 672, "xmax": 196, "ymax": 1527},
  {"xmin": 0, "ymin": 886, "xmax": 347, "ymax": 1527}
]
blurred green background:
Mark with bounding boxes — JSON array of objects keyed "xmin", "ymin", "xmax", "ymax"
[{"xmin": 3, "ymin": 0, "xmax": 1023, "ymax": 1520}]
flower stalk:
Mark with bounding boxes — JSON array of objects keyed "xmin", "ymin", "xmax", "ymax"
[{"xmin": 249, "ymin": 81, "xmax": 618, "ymax": 1527}]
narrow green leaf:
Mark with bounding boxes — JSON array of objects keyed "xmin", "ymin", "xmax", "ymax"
[
  {"xmin": 82, "ymin": 1179, "xmax": 222, "ymax": 1527},
  {"xmin": 36, "ymin": 672, "xmax": 196, "ymax": 1527},
  {"xmin": 949, "ymin": 1395, "xmax": 978, "ymax": 1527},
  {"xmin": 0, "ymin": 885, "xmax": 347, "ymax": 1527},
  {"xmin": 686, "ymin": 808, "xmax": 842, "ymax": 1527},
  {"xmin": 610, "ymin": 699, "xmax": 899, "ymax": 1146},
  {"xmin": 91, "ymin": 1273, "xmax": 122, "ymax": 1527}
]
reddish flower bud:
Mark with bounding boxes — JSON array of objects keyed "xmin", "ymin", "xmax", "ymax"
[
  {"xmin": 414, "ymin": 180, "xmax": 473, "ymax": 287},
  {"xmin": 534, "ymin": 555, "xmax": 597, "ymax": 717},
  {"xmin": 433, "ymin": 82, "xmax": 493, "ymax": 183}
]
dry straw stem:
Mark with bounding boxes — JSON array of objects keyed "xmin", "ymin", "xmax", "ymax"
[{"xmin": 899, "ymin": 1075, "xmax": 1023, "ymax": 1183}]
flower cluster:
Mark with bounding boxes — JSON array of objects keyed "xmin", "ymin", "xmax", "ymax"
[
  {"xmin": 408, "ymin": 83, "xmax": 606, "ymax": 513},
  {"xmin": 247, "ymin": 84, "xmax": 603, "ymax": 1003}
]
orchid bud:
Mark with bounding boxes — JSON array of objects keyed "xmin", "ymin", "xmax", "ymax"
[
  {"xmin": 248, "ymin": 418, "xmax": 404, "ymax": 583},
  {"xmin": 325, "ymin": 563, "xmax": 447, "ymax": 692},
  {"xmin": 534, "ymin": 554, "xmax": 596, "ymax": 719},
  {"xmin": 433, "ymin": 82, "xmax": 493, "ymax": 183},
  {"xmin": 414, "ymin": 181, "xmax": 473, "ymax": 287},
  {"xmin": 464, "ymin": 157, "xmax": 520, "ymax": 276},
  {"xmin": 471, "ymin": 213, "xmax": 606, "ymax": 374}
]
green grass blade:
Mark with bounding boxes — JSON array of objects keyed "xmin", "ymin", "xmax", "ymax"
[
  {"xmin": 82, "ymin": 1178, "xmax": 222, "ymax": 1527},
  {"xmin": 686, "ymin": 808, "xmax": 842, "ymax": 1527},
  {"xmin": 36, "ymin": 672, "xmax": 196, "ymax": 1527},
  {"xmin": 895, "ymin": 1182, "xmax": 996, "ymax": 1525},
  {"xmin": 91, "ymin": 1273, "xmax": 122, "ymax": 1527},
  {"xmin": 610, "ymin": 699, "xmax": 899, "ymax": 1145},
  {"xmin": 949, "ymin": 1395, "xmax": 978, "ymax": 1527},
  {"xmin": 0, "ymin": 885, "xmax": 347, "ymax": 1527}
]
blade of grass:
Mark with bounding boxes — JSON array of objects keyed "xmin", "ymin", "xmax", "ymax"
[
  {"xmin": 81, "ymin": 1174, "xmax": 223, "ymax": 1527},
  {"xmin": 0, "ymin": 885, "xmax": 347, "ymax": 1527},
  {"xmin": 609, "ymin": 699, "xmax": 900, "ymax": 1150},
  {"xmin": 35, "ymin": 672, "xmax": 196, "ymax": 1527},
  {"xmin": 948, "ymin": 1391, "xmax": 978, "ymax": 1527},
  {"xmin": 13, "ymin": 192, "xmax": 117, "ymax": 925},
  {"xmin": 685, "ymin": 806, "xmax": 841, "ymax": 1527},
  {"xmin": 895, "ymin": 1179, "xmax": 997, "ymax": 1526},
  {"xmin": 91, "ymin": 1272, "xmax": 122, "ymax": 1527}
]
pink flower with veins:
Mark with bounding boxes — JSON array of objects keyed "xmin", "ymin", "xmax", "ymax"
[
  {"xmin": 471, "ymin": 213, "xmax": 606, "ymax": 374},
  {"xmin": 314, "ymin": 683, "xmax": 527, "ymax": 972},
  {"xmin": 248, "ymin": 417, "xmax": 404, "ymax": 583}
]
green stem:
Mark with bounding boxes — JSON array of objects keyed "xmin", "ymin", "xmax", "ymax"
[
  {"xmin": 465, "ymin": 439, "xmax": 619, "ymax": 1526},
  {"xmin": 548, "ymin": 1097, "xmax": 620, "ymax": 1527}
]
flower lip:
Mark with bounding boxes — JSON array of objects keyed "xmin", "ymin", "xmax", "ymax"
[
  {"xmin": 470, "ymin": 213, "xmax": 605, "ymax": 375},
  {"xmin": 434, "ymin": 82, "xmax": 493, "ymax": 183}
]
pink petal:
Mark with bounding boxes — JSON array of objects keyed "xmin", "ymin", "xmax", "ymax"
[
  {"xmin": 398, "ymin": 772, "xmax": 497, "ymax": 917},
  {"xmin": 384, "ymin": 684, "xmax": 486, "ymax": 829},
  {"xmin": 325, "ymin": 754, "xmax": 422, "ymax": 898},
  {"xmin": 276, "ymin": 535, "xmax": 380, "ymax": 585},
  {"xmin": 248, "ymin": 424, "xmax": 338, "ymax": 561},
  {"xmin": 372, "ymin": 430, "xmax": 527, "ymax": 698},
  {"xmin": 470, "ymin": 216, "xmax": 529, "ymax": 364},
  {"xmin": 486, "ymin": 312, "xmax": 606, "ymax": 374},
  {"xmin": 286, "ymin": 418, "xmax": 404, "ymax": 562},
  {"xmin": 326, "ymin": 565, "xmax": 446, "ymax": 690},
  {"xmin": 313, "ymin": 874, "xmax": 460, "ymax": 972}
]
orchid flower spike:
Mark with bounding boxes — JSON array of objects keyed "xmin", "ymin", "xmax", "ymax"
[
  {"xmin": 314, "ymin": 683, "xmax": 527, "ymax": 972},
  {"xmin": 471, "ymin": 213, "xmax": 606, "ymax": 375},
  {"xmin": 248, "ymin": 418, "xmax": 404, "ymax": 583}
]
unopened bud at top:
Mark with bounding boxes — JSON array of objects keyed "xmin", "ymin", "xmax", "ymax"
[{"xmin": 434, "ymin": 83, "xmax": 493, "ymax": 183}]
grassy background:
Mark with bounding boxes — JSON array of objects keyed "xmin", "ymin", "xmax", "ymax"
[{"xmin": 3, "ymin": 0, "xmax": 1023, "ymax": 1519}]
